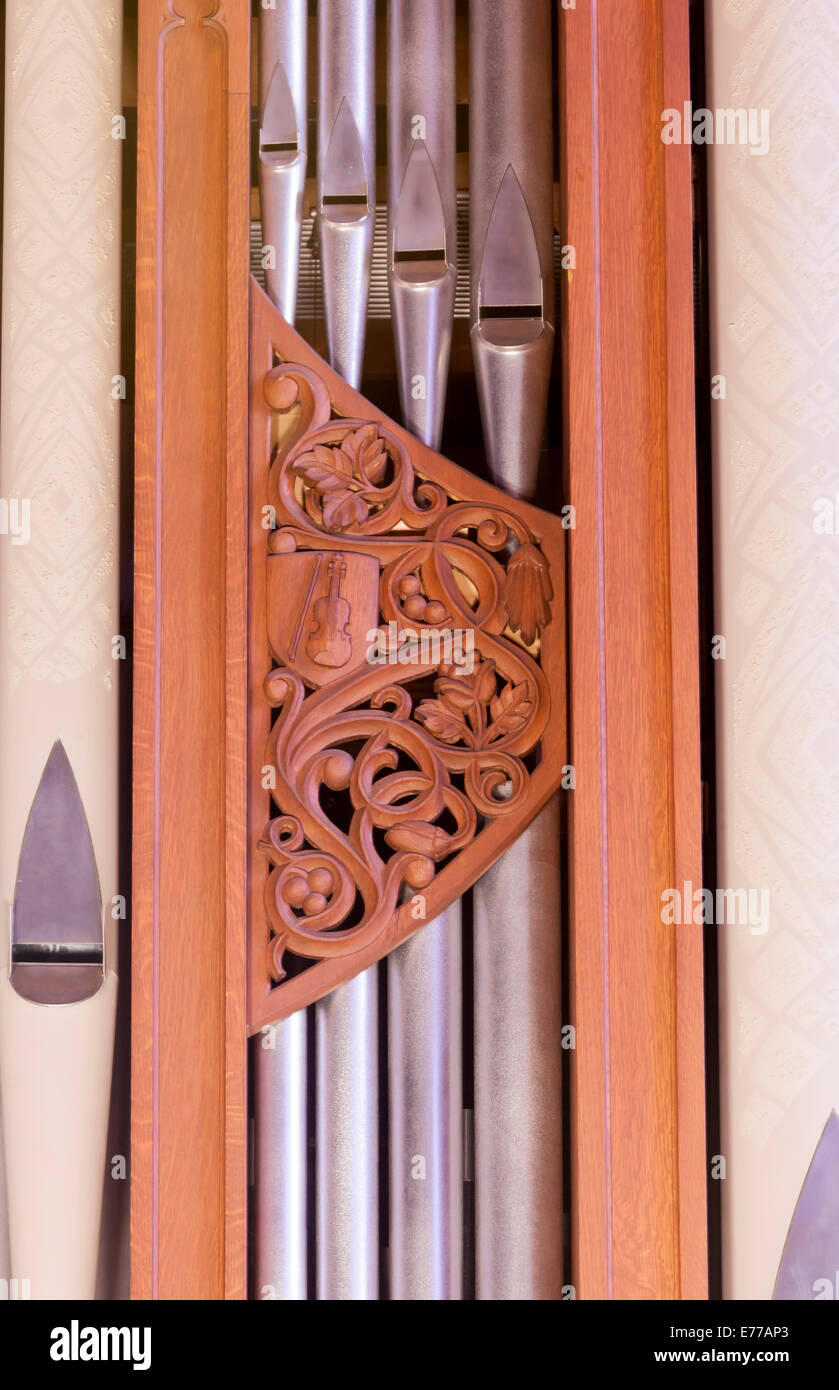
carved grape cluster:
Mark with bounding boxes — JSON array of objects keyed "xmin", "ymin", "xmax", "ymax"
[{"xmin": 397, "ymin": 572, "xmax": 448, "ymax": 625}]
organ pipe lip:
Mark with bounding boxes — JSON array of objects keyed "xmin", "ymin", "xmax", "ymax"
[
  {"xmin": 476, "ymin": 164, "xmax": 547, "ymax": 344},
  {"xmin": 11, "ymin": 740, "xmax": 104, "ymax": 1005},
  {"xmin": 258, "ymin": 9, "xmax": 307, "ymax": 323},
  {"xmin": 388, "ymin": 140, "xmax": 455, "ymax": 451},
  {"xmin": 321, "ymin": 98, "xmax": 370, "ymax": 223},
  {"xmin": 318, "ymin": 98, "xmax": 374, "ymax": 386},
  {"xmin": 259, "ymin": 61, "xmax": 302, "ymax": 167},
  {"xmin": 391, "ymin": 142, "xmax": 450, "ymax": 284}
]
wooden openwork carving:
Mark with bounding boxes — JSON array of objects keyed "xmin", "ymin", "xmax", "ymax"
[{"xmin": 248, "ymin": 279, "xmax": 566, "ymax": 1029}]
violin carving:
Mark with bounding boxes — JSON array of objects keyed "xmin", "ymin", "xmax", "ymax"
[
  {"xmin": 248, "ymin": 278, "xmax": 566, "ymax": 1028},
  {"xmin": 306, "ymin": 554, "xmax": 352, "ymax": 668}
]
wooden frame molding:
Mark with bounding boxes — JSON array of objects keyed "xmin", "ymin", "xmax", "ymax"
[
  {"xmin": 561, "ymin": 0, "xmax": 708, "ymax": 1299},
  {"xmin": 132, "ymin": 0, "xmax": 250, "ymax": 1299}
]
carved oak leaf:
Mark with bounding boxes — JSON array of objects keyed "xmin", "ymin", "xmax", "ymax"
[
  {"xmin": 489, "ymin": 680, "xmax": 533, "ymax": 738},
  {"xmin": 416, "ymin": 659, "xmax": 500, "ymax": 746},
  {"xmin": 291, "ymin": 428, "xmax": 390, "ymax": 531},
  {"xmin": 322, "ymin": 489, "xmax": 368, "ymax": 530},
  {"xmin": 340, "ymin": 423, "xmax": 388, "ymax": 485},
  {"xmin": 292, "ymin": 444, "xmax": 370, "ymax": 530},
  {"xmin": 437, "ymin": 660, "xmax": 496, "ymax": 708},
  {"xmin": 433, "ymin": 679, "xmax": 475, "ymax": 712},
  {"xmin": 415, "ymin": 698, "xmax": 469, "ymax": 744},
  {"xmin": 292, "ymin": 442, "xmax": 353, "ymax": 491}
]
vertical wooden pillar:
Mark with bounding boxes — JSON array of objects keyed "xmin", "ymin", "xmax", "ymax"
[
  {"xmin": 132, "ymin": 0, "xmax": 250, "ymax": 1298},
  {"xmin": 561, "ymin": 0, "xmax": 708, "ymax": 1298}
]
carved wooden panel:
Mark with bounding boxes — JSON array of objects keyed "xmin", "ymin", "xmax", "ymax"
[{"xmin": 248, "ymin": 279, "xmax": 566, "ymax": 1030}]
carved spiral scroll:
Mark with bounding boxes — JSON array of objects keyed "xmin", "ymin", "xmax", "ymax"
[{"xmin": 259, "ymin": 363, "xmax": 554, "ymax": 982}]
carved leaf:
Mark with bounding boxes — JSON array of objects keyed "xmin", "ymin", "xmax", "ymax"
[
  {"xmin": 322, "ymin": 489, "xmax": 369, "ymax": 530},
  {"xmin": 434, "ymin": 679, "xmax": 476, "ymax": 712},
  {"xmin": 293, "ymin": 442, "xmax": 353, "ymax": 491},
  {"xmin": 415, "ymin": 698, "xmax": 470, "ymax": 744},
  {"xmin": 489, "ymin": 680, "xmax": 533, "ymax": 737},
  {"xmin": 473, "ymin": 661, "xmax": 497, "ymax": 705},
  {"xmin": 437, "ymin": 659, "xmax": 497, "ymax": 709},
  {"xmin": 340, "ymin": 423, "xmax": 388, "ymax": 485}
]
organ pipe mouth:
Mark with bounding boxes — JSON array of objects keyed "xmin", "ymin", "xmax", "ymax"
[
  {"xmin": 477, "ymin": 164, "xmax": 546, "ymax": 345},
  {"xmin": 321, "ymin": 98, "xmax": 371, "ymax": 223},
  {"xmin": 392, "ymin": 142, "xmax": 450, "ymax": 285},
  {"xmin": 11, "ymin": 740, "xmax": 104, "ymax": 1006},
  {"xmin": 260, "ymin": 61, "xmax": 303, "ymax": 168}
]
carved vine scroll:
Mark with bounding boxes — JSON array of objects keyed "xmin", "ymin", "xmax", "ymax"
[{"xmin": 248, "ymin": 278, "xmax": 566, "ymax": 1029}]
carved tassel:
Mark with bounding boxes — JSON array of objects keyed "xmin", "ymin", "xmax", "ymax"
[{"xmin": 503, "ymin": 541, "xmax": 554, "ymax": 646}]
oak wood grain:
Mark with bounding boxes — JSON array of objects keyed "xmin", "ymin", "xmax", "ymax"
[
  {"xmin": 561, "ymin": 0, "xmax": 707, "ymax": 1300},
  {"xmin": 131, "ymin": 0, "xmax": 249, "ymax": 1300}
]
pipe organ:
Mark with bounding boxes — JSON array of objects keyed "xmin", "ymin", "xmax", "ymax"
[{"xmin": 0, "ymin": 0, "xmax": 833, "ymax": 1310}]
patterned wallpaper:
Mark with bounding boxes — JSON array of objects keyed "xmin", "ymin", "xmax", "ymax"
[{"xmin": 708, "ymin": 0, "xmax": 839, "ymax": 1299}]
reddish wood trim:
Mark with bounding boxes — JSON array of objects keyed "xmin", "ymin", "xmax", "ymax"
[
  {"xmin": 132, "ymin": 0, "xmax": 250, "ymax": 1299},
  {"xmin": 561, "ymin": 0, "xmax": 707, "ymax": 1299}
]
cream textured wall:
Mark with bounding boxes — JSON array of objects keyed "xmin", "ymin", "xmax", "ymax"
[
  {"xmin": 707, "ymin": 0, "xmax": 839, "ymax": 1299},
  {"xmin": 0, "ymin": 0, "xmax": 122, "ymax": 1289}
]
